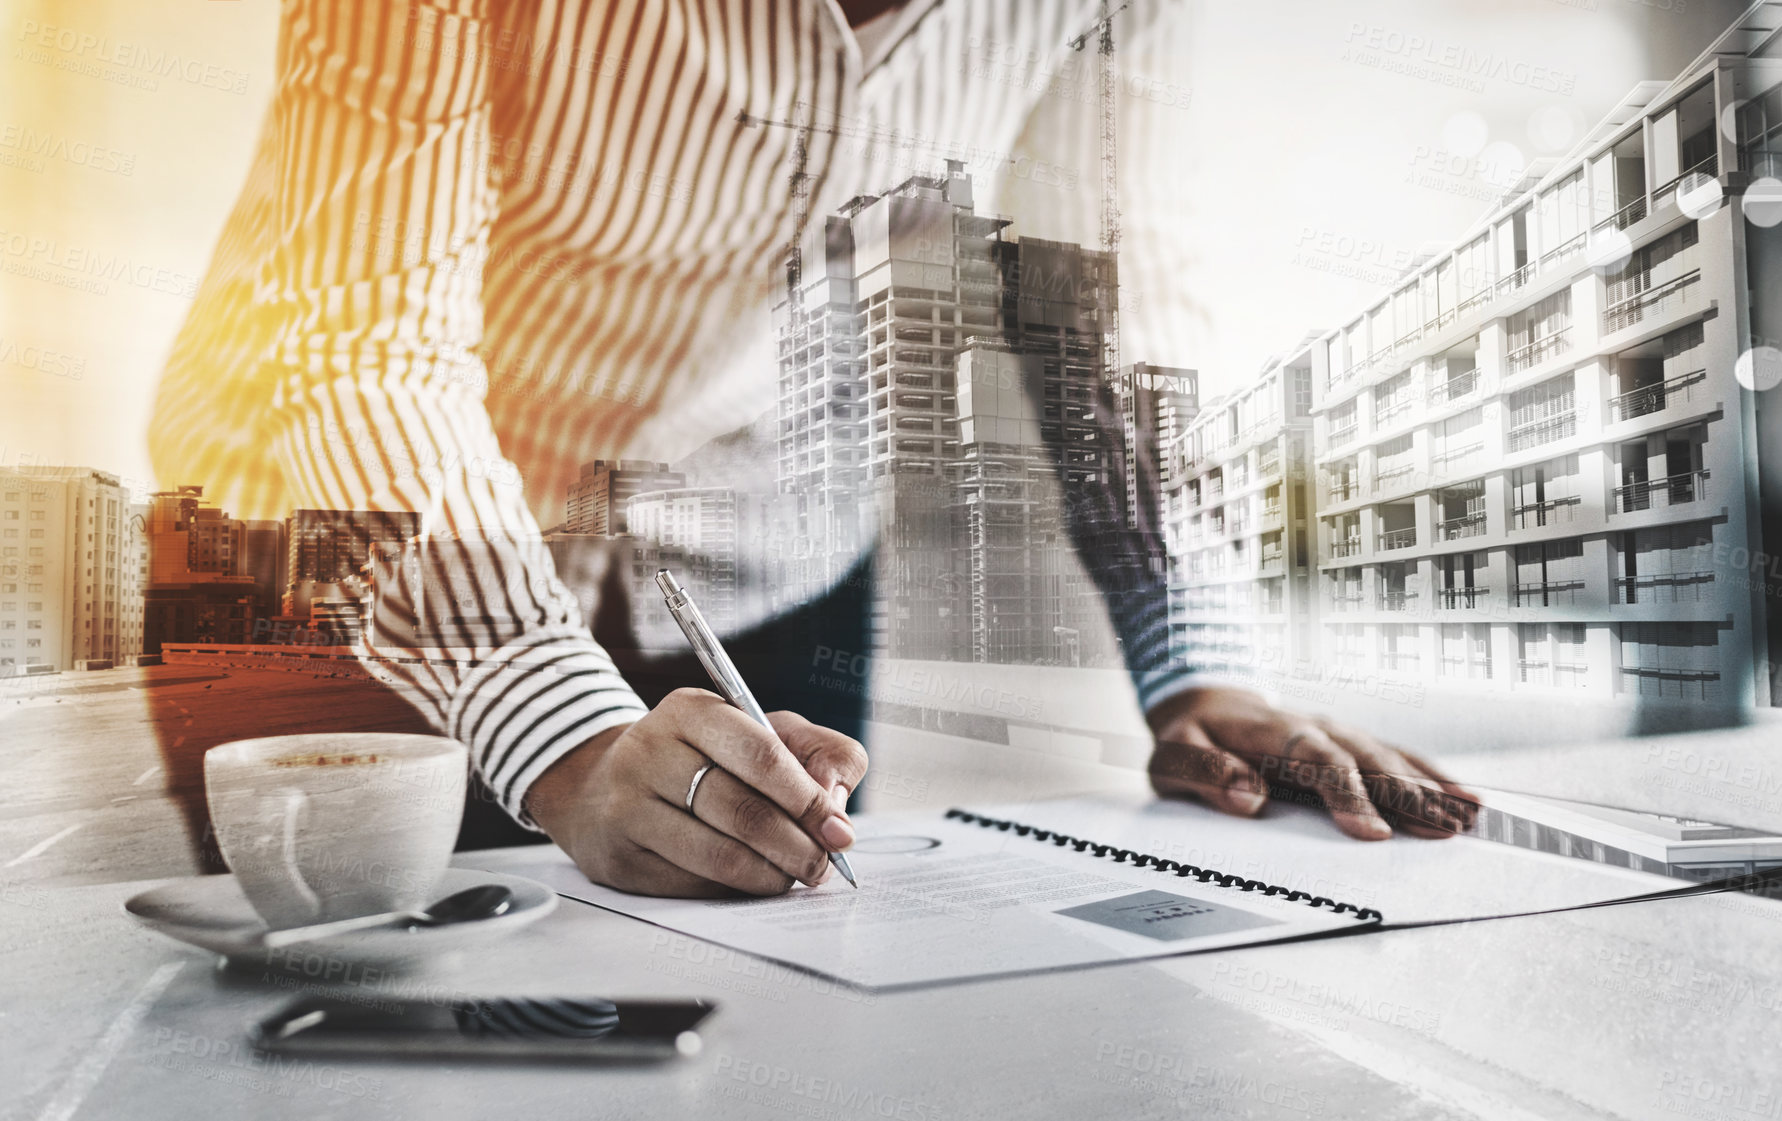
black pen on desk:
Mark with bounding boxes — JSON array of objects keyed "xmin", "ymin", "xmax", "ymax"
[{"xmin": 655, "ymin": 569, "xmax": 860, "ymax": 889}]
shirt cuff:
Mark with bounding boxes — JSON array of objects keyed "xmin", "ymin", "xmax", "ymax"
[{"xmin": 447, "ymin": 627, "xmax": 649, "ymax": 829}]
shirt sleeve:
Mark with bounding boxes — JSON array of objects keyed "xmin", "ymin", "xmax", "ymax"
[{"xmin": 227, "ymin": 0, "xmax": 647, "ymax": 824}]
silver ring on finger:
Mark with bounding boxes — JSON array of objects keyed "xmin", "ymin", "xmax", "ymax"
[{"xmin": 685, "ymin": 761, "xmax": 714, "ymax": 811}]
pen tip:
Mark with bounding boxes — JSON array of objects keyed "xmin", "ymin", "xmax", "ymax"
[{"xmin": 831, "ymin": 852, "xmax": 858, "ymax": 888}]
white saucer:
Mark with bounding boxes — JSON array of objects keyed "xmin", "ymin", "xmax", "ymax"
[{"xmin": 124, "ymin": 867, "xmax": 557, "ymax": 969}]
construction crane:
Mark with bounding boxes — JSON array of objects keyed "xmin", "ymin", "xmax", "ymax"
[
  {"xmin": 1068, "ymin": 0, "xmax": 1134, "ymax": 380},
  {"xmin": 1068, "ymin": 0, "xmax": 1140, "ymax": 526}
]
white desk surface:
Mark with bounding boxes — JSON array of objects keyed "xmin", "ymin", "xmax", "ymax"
[{"xmin": 5, "ymin": 720, "xmax": 1780, "ymax": 1121}]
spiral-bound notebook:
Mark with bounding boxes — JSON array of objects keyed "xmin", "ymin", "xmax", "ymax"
[{"xmin": 498, "ymin": 797, "xmax": 1452, "ymax": 991}]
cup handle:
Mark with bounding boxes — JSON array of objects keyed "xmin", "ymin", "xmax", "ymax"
[{"xmin": 273, "ymin": 789, "xmax": 322, "ymax": 922}]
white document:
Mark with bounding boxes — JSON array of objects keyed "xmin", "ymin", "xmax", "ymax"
[
  {"xmin": 994, "ymin": 791, "xmax": 1683, "ymax": 926},
  {"xmin": 484, "ymin": 792, "xmax": 1695, "ymax": 990},
  {"xmin": 489, "ymin": 806, "xmax": 1377, "ymax": 991}
]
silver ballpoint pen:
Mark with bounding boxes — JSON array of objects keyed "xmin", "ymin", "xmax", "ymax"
[{"xmin": 656, "ymin": 569, "xmax": 859, "ymax": 889}]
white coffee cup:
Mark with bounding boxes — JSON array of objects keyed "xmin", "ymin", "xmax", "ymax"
[{"xmin": 205, "ymin": 733, "xmax": 467, "ymax": 930}]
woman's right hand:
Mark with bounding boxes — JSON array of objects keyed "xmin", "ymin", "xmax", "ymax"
[{"xmin": 524, "ymin": 688, "xmax": 868, "ymax": 897}]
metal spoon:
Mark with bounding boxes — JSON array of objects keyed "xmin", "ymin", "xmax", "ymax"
[{"xmin": 261, "ymin": 884, "xmax": 514, "ymax": 949}]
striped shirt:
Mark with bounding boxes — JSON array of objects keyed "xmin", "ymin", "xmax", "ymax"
[{"xmin": 149, "ymin": 0, "xmax": 1206, "ymax": 827}]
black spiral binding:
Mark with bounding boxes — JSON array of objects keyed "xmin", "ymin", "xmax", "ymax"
[{"xmin": 944, "ymin": 808, "xmax": 1383, "ymax": 923}]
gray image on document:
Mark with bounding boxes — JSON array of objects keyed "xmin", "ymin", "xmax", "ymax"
[{"xmin": 1055, "ymin": 890, "xmax": 1283, "ymax": 942}]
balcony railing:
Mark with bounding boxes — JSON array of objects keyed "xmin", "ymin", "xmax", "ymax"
[
  {"xmin": 1434, "ymin": 443, "xmax": 1485, "ymax": 476},
  {"xmin": 1603, "ymin": 270, "xmax": 1701, "ymax": 335},
  {"xmin": 1382, "ymin": 650, "xmax": 1421, "ymax": 671},
  {"xmin": 1328, "ymin": 422, "xmax": 1359, "ymax": 447},
  {"xmin": 1375, "ymin": 463, "xmax": 1417, "ymax": 491},
  {"xmin": 1654, "ymin": 153, "xmax": 1720, "ymax": 200},
  {"xmin": 1594, "ymin": 195, "xmax": 1648, "ymax": 234},
  {"xmin": 1328, "ymin": 480, "xmax": 1360, "ymax": 502},
  {"xmin": 1520, "ymin": 660, "xmax": 1590, "ymax": 687},
  {"xmin": 1379, "ymin": 590, "xmax": 1417, "ymax": 611},
  {"xmin": 1439, "ymin": 586, "xmax": 1489, "ymax": 609},
  {"xmin": 1374, "ymin": 399, "xmax": 1414, "ymax": 427},
  {"xmin": 1327, "ymin": 592, "xmax": 1366, "ymax": 611},
  {"xmin": 1495, "ymin": 261, "xmax": 1538, "ymax": 300},
  {"xmin": 1512, "ymin": 496, "xmax": 1580, "ymax": 530},
  {"xmin": 1507, "ymin": 411, "xmax": 1577, "ymax": 453},
  {"xmin": 1615, "ymin": 570, "xmax": 1715, "ymax": 604},
  {"xmin": 1608, "ymin": 368, "xmax": 1707, "ymax": 422},
  {"xmin": 1330, "ymin": 538, "xmax": 1362, "ymax": 558},
  {"xmin": 1613, "ymin": 469, "xmax": 1709, "ymax": 514},
  {"xmin": 1538, "ymin": 232, "xmax": 1586, "ymax": 270},
  {"xmin": 1439, "ymin": 511, "xmax": 1487, "ymax": 540},
  {"xmin": 1505, "ymin": 328, "xmax": 1572, "ymax": 373},
  {"xmin": 1456, "ymin": 287, "xmax": 1494, "ymax": 319},
  {"xmin": 1513, "ymin": 579, "xmax": 1585, "ymax": 606},
  {"xmin": 1618, "ymin": 667, "xmax": 1722, "ymax": 700},
  {"xmin": 1260, "ymin": 504, "xmax": 1284, "ymax": 528},
  {"xmin": 1428, "ymin": 369, "xmax": 1481, "ymax": 405},
  {"xmin": 1439, "ymin": 655, "xmax": 1493, "ymax": 679},
  {"xmin": 1377, "ymin": 527, "xmax": 1417, "ymax": 551}
]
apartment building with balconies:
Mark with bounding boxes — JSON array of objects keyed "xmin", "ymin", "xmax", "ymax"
[
  {"xmin": 1305, "ymin": 15, "xmax": 1782, "ymax": 708},
  {"xmin": 1162, "ymin": 340, "xmax": 1320, "ymax": 677}
]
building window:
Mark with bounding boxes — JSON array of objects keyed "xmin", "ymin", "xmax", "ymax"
[
  {"xmin": 1439, "ymin": 623, "xmax": 1493, "ymax": 679},
  {"xmin": 1602, "ymin": 222, "xmax": 1700, "ymax": 334},
  {"xmin": 1519, "ymin": 622, "xmax": 1588, "ymax": 688},
  {"xmin": 1507, "ymin": 373, "xmax": 1577, "ymax": 452},
  {"xmin": 1380, "ymin": 623, "xmax": 1420, "ymax": 671},
  {"xmin": 1514, "ymin": 538, "xmax": 1585, "ymax": 605},
  {"xmin": 1511, "ymin": 455, "xmax": 1581, "ymax": 529},
  {"xmin": 1374, "ymin": 433, "xmax": 1415, "ymax": 490},
  {"xmin": 1330, "ymin": 623, "xmax": 1367, "ymax": 670},
  {"xmin": 1505, "ymin": 290, "xmax": 1573, "ymax": 372},
  {"xmin": 1619, "ymin": 622, "xmax": 1721, "ymax": 700},
  {"xmin": 1614, "ymin": 523, "xmax": 1714, "ymax": 604},
  {"xmin": 1434, "ymin": 408, "xmax": 1485, "ymax": 475},
  {"xmin": 1613, "ymin": 424, "xmax": 1707, "ymax": 514},
  {"xmin": 1439, "ymin": 553, "xmax": 1488, "ymax": 608},
  {"xmin": 1374, "ymin": 372, "xmax": 1413, "ymax": 426}
]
